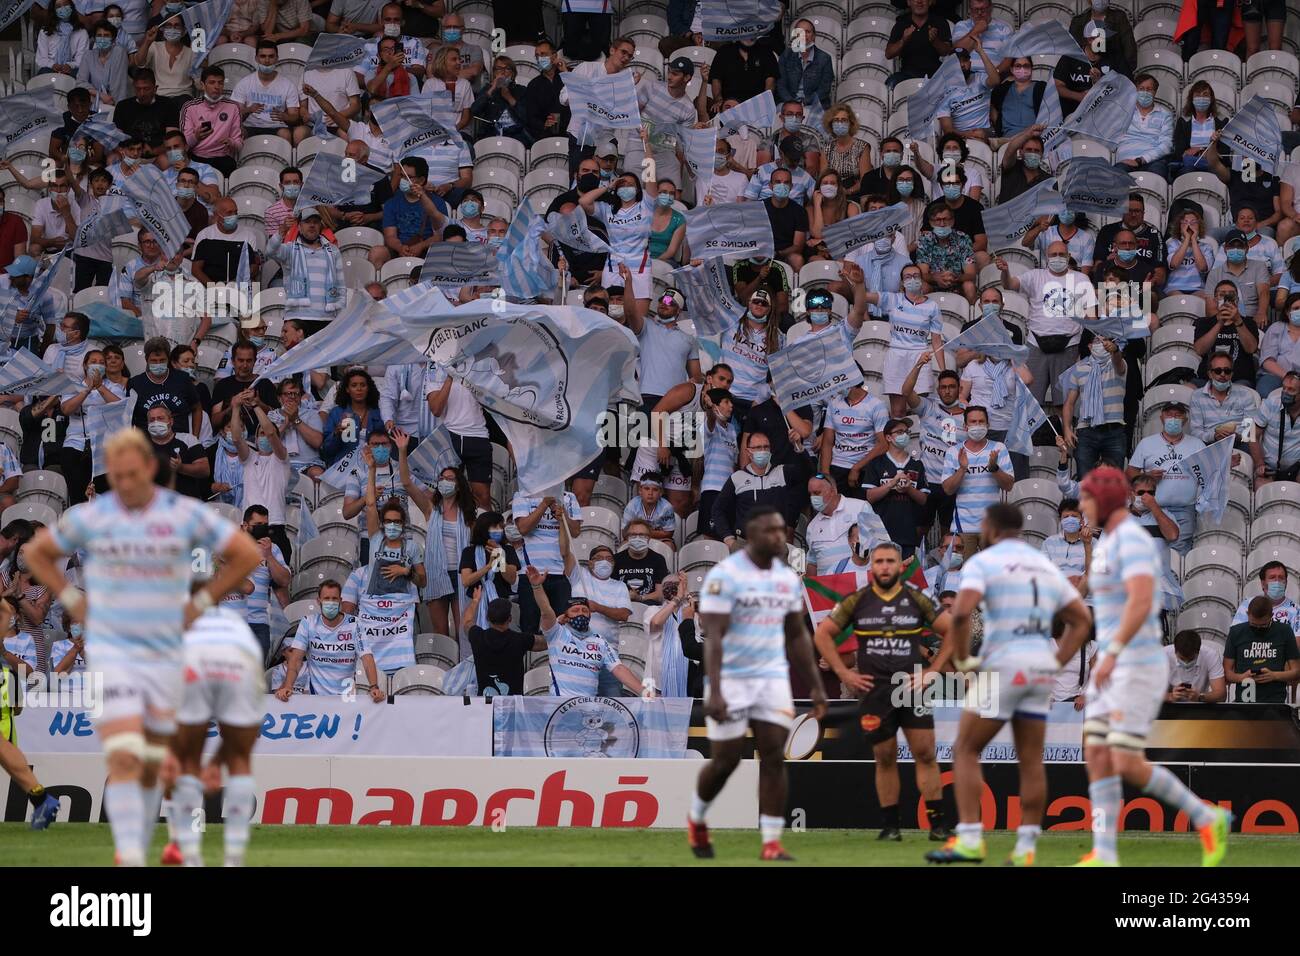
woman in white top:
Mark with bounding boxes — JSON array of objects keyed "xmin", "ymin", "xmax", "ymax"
[
  {"xmin": 1172, "ymin": 79, "xmax": 1224, "ymax": 178},
  {"xmin": 427, "ymin": 45, "xmax": 474, "ymax": 132},
  {"xmin": 59, "ymin": 349, "xmax": 126, "ymax": 505},
  {"xmin": 455, "ymin": 189, "xmax": 489, "ymax": 243},
  {"xmin": 133, "ymin": 17, "xmax": 197, "ymax": 99},
  {"xmin": 912, "ymin": 134, "xmax": 986, "ymax": 205},
  {"xmin": 892, "ymin": 166, "xmax": 929, "ymax": 253},
  {"xmin": 36, "ymin": 0, "xmax": 88, "ymax": 75},
  {"xmin": 578, "ymin": 165, "xmax": 655, "ymax": 303},
  {"xmin": 1163, "ymin": 206, "xmax": 1217, "ymax": 294}
]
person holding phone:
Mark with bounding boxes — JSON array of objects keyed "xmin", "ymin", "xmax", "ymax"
[
  {"xmin": 862, "ymin": 418, "xmax": 930, "ymax": 560},
  {"xmin": 1223, "ymin": 596, "xmax": 1300, "ymax": 704}
]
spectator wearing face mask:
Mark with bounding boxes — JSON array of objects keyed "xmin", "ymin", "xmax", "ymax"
[
  {"xmin": 1092, "ymin": 193, "xmax": 1167, "ymax": 287},
  {"xmin": 1165, "ymin": 630, "xmax": 1226, "ymax": 704},
  {"xmin": 523, "ymin": 39, "xmax": 568, "ymax": 142},
  {"xmin": 612, "ymin": 518, "xmax": 669, "ymax": 605},
  {"xmin": 561, "ymin": 528, "xmax": 632, "ymax": 698},
  {"xmin": 59, "ymin": 347, "xmax": 126, "ymax": 506},
  {"xmin": 278, "ymin": 580, "xmax": 378, "ymax": 700},
  {"xmin": 1257, "ymin": 293, "xmax": 1300, "ymax": 398},
  {"xmin": 1231, "ymin": 561, "xmax": 1300, "ymax": 633},
  {"xmin": 28, "ymin": 171, "xmax": 80, "ymax": 260},
  {"xmin": 231, "ymin": 40, "xmax": 304, "ymax": 144},
  {"xmin": 1061, "ymin": 335, "xmax": 1127, "ymax": 478},
  {"xmin": 134, "ymin": 14, "xmax": 196, "ymax": 98},
  {"xmin": 1163, "ymin": 206, "xmax": 1216, "ymax": 295},
  {"xmin": 1204, "ymin": 233, "xmax": 1270, "ymax": 323},
  {"xmin": 458, "ymin": 511, "xmax": 521, "ymax": 636},
  {"xmin": 712, "ymin": 432, "xmax": 802, "ymax": 547},
  {"xmin": 1249, "ymin": 370, "xmax": 1300, "ymax": 482},
  {"xmin": 1127, "ymin": 402, "xmax": 1204, "ymax": 554},
  {"xmin": 856, "ymin": 263, "xmax": 946, "ymax": 419},
  {"xmin": 728, "ymin": 259, "xmax": 790, "ymax": 325},
  {"xmin": 645, "ymin": 572, "xmax": 697, "ymax": 698},
  {"xmin": 857, "ymin": 137, "xmax": 907, "ymax": 200},
  {"xmin": 179, "ymin": 66, "xmax": 243, "ymax": 176},
  {"xmin": 1190, "ymin": 353, "xmax": 1260, "ymax": 446},
  {"xmin": 145, "ymin": 404, "xmax": 209, "ymax": 498},
  {"xmin": 804, "ymin": 473, "xmax": 868, "ymax": 573},
  {"xmin": 264, "ymin": 167, "xmax": 303, "ymax": 240},
  {"xmin": 916, "ymin": 202, "xmax": 977, "ymax": 303},
  {"xmin": 1113, "ymin": 73, "xmax": 1173, "ymax": 179},
  {"xmin": 705, "ymin": 139, "xmax": 751, "ymax": 205},
  {"xmin": 528, "ymin": 567, "xmax": 645, "ymax": 698},
  {"xmin": 862, "ymin": 420, "xmax": 930, "ymax": 559},
  {"xmin": 819, "ymin": 380, "xmax": 889, "ymax": 495},
  {"xmin": 936, "ymin": 45, "xmax": 1001, "ymax": 143},
  {"xmin": 920, "ymin": 532, "xmax": 964, "ymax": 600},
  {"xmin": 78, "ymin": 19, "xmax": 132, "ymax": 105},
  {"xmin": 1069, "ymin": 0, "xmax": 1136, "ymax": 77},
  {"xmin": 1194, "ymin": 279, "xmax": 1260, "ymax": 387},
  {"xmin": 745, "ymin": 133, "xmax": 818, "ymax": 204},
  {"xmin": 998, "ymin": 129, "xmax": 1051, "ymax": 203},
  {"xmin": 1039, "ymin": 498, "xmax": 1093, "ymax": 588},
  {"xmin": 991, "ymin": 59, "xmax": 1044, "ymax": 142},
  {"xmin": 1224, "ymin": 596, "xmax": 1300, "ymax": 704},
  {"xmin": 941, "ymin": 405, "xmax": 1013, "ymax": 557},
  {"xmin": 1022, "ymin": 209, "xmax": 1095, "ymax": 272}
]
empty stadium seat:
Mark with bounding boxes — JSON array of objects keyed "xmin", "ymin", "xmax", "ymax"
[
  {"xmin": 283, "ymin": 599, "xmax": 319, "ymax": 623},
  {"xmin": 1008, "ymin": 478, "xmax": 1061, "ymax": 510},
  {"xmin": 391, "ymin": 665, "xmax": 446, "ymax": 695},
  {"xmin": 415, "ymin": 633, "xmax": 459, "ymax": 668},
  {"xmin": 1, "ymin": 501, "xmax": 56, "ymax": 528},
  {"xmin": 1245, "ymin": 50, "xmax": 1300, "ymax": 96},
  {"xmin": 523, "ymin": 665, "xmax": 553, "ymax": 696},
  {"xmin": 678, "ymin": 539, "xmax": 727, "ymax": 574},
  {"xmin": 475, "ymin": 136, "xmax": 527, "ymax": 177},
  {"xmin": 239, "ymin": 134, "xmax": 293, "ymax": 170},
  {"xmin": 1188, "ymin": 49, "xmax": 1243, "ymax": 90},
  {"xmin": 591, "ymin": 473, "xmax": 629, "ymax": 512},
  {"xmin": 380, "ymin": 256, "xmax": 425, "ymax": 293},
  {"xmin": 17, "ymin": 470, "xmax": 67, "ymax": 512}
]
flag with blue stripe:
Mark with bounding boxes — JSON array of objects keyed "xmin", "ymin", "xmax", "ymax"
[
  {"xmin": 318, "ymin": 447, "xmax": 361, "ymax": 493},
  {"xmin": 296, "ymin": 497, "xmax": 319, "ymax": 551},
  {"xmin": 0, "ymin": 348, "xmax": 82, "ymax": 396},
  {"xmin": 371, "ymin": 94, "xmax": 458, "ymax": 161},
  {"xmin": 1078, "ymin": 309, "xmax": 1151, "ymax": 343},
  {"xmin": 180, "ymin": 0, "xmax": 235, "ymax": 77},
  {"xmin": 1059, "ymin": 157, "xmax": 1132, "ymax": 216},
  {"xmin": 933, "ymin": 531, "xmax": 956, "ymax": 595},
  {"xmin": 1036, "ymin": 80, "xmax": 1071, "ymax": 168},
  {"xmin": 305, "ymin": 33, "xmax": 369, "ymax": 70},
  {"xmin": 856, "ymin": 505, "xmax": 890, "ymax": 551},
  {"xmin": 1220, "ymin": 94, "xmax": 1283, "ymax": 175},
  {"xmin": 680, "ymin": 123, "xmax": 718, "ymax": 187},
  {"xmin": 115, "ymin": 163, "xmax": 191, "ymax": 257},
  {"xmin": 943, "ymin": 312, "xmax": 1029, "ymax": 362},
  {"xmin": 73, "ymin": 111, "xmax": 129, "ymax": 152},
  {"xmin": 1003, "ymin": 376, "xmax": 1052, "ymax": 455},
  {"xmin": 1180, "ymin": 434, "xmax": 1234, "ymax": 523},
  {"xmin": 717, "ymin": 89, "xmax": 776, "ymax": 137},
  {"xmin": 980, "ymin": 177, "xmax": 1064, "ymax": 247},
  {"xmin": 671, "ymin": 258, "xmax": 746, "ymax": 336},
  {"xmin": 562, "ymin": 70, "xmax": 641, "ymax": 144},
  {"xmin": 419, "ymin": 242, "xmax": 499, "ymax": 291},
  {"xmin": 81, "ymin": 301, "xmax": 144, "ymax": 340},
  {"xmin": 684, "ymin": 201, "xmax": 773, "ymax": 260},
  {"xmin": 85, "ymin": 398, "xmax": 132, "ymax": 477},
  {"xmin": 700, "ymin": 0, "xmax": 782, "ymax": 42},
  {"xmin": 821, "ymin": 202, "xmax": 911, "ymax": 260},
  {"xmin": 310, "ymin": 107, "xmax": 329, "ymax": 139},
  {"xmin": 492, "ymin": 695, "xmax": 694, "ymax": 757},
  {"xmin": 0, "ymin": 0, "xmax": 35, "ymax": 31},
  {"xmin": 70, "ymin": 191, "xmax": 133, "ymax": 253},
  {"xmin": 499, "ymin": 206, "xmax": 558, "ymax": 300},
  {"xmin": 1002, "ymin": 19, "xmax": 1086, "ymax": 59},
  {"xmin": 1042, "ymin": 71, "xmax": 1135, "ymax": 151},
  {"xmin": 295, "ymin": 152, "xmax": 385, "ymax": 212},
  {"xmin": 0, "ymin": 87, "xmax": 62, "ymax": 146},
  {"xmin": 546, "ymin": 207, "xmax": 611, "ymax": 254},
  {"xmin": 907, "ymin": 55, "xmax": 965, "ymax": 139},
  {"xmin": 405, "ymin": 425, "xmax": 461, "ymax": 487},
  {"xmin": 768, "ymin": 327, "xmax": 863, "ymax": 416}
]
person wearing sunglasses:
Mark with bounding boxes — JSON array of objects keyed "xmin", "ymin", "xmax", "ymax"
[
  {"xmin": 1190, "ymin": 353, "xmax": 1261, "ymax": 448},
  {"xmin": 1193, "ymin": 279, "xmax": 1260, "ymax": 389}
]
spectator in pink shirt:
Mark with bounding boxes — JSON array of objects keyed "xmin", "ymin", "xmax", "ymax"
[{"xmin": 179, "ymin": 66, "xmax": 244, "ymax": 176}]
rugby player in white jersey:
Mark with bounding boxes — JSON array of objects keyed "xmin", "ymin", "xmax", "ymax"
[
  {"xmin": 27, "ymin": 428, "xmax": 261, "ymax": 867},
  {"xmin": 925, "ymin": 503, "xmax": 1092, "ymax": 866},
  {"xmin": 170, "ymin": 577, "xmax": 265, "ymax": 866},
  {"xmin": 689, "ymin": 506, "xmax": 827, "ymax": 861},
  {"xmin": 1074, "ymin": 466, "xmax": 1230, "ymax": 867}
]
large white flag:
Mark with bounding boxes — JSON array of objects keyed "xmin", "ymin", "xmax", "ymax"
[
  {"xmin": 295, "ymin": 153, "xmax": 386, "ymax": 212},
  {"xmin": 180, "ymin": 0, "xmax": 235, "ymax": 77},
  {"xmin": 0, "ymin": 0, "xmax": 35, "ymax": 32},
  {"xmin": 0, "ymin": 349, "xmax": 83, "ymax": 397},
  {"xmin": 1002, "ymin": 20, "xmax": 1086, "ymax": 59},
  {"xmin": 980, "ymin": 177, "xmax": 1064, "ymax": 247},
  {"xmin": 671, "ymin": 258, "xmax": 746, "ymax": 336},
  {"xmin": 700, "ymin": 0, "xmax": 782, "ymax": 42},
  {"xmin": 907, "ymin": 56, "xmax": 964, "ymax": 139},
  {"xmin": 943, "ymin": 313, "xmax": 1029, "ymax": 362},
  {"xmin": 115, "ymin": 164, "xmax": 192, "ymax": 257},
  {"xmin": 562, "ymin": 71, "xmax": 642, "ymax": 144},
  {"xmin": 717, "ymin": 90, "xmax": 776, "ymax": 137},
  {"xmin": 1220, "ymin": 94, "xmax": 1284, "ymax": 175},
  {"xmin": 1181, "ymin": 435, "xmax": 1235, "ymax": 523},
  {"xmin": 0, "ymin": 88, "xmax": 62, "ymax": 147},
  {"xmin": 546, "ymin": 207, "xmax": 611, "ymax": 254},
  {"xmin": 821, "ymin": 203, "xmax": 911, "ymax": 260},
  {"xmin": 684, "ymin": 201, "xmax": 774, "ymax": 260},
  {"xmin": 86, "ymin": 399, "xmax": 132, "ymax": 478},
  {"xmin": 1004, "ymin": 377, "xmax": 1053, "ymax": 455},
  {"xmin": 1036, "ymin": 80, "xmax": 1071, "ymax": 168},
  {"xmin": 371, "ymin": 95, "xmax": 459, "ymax": 161},
  {"xmin": 768, "ymin": 330, "xmax": 864, "ymax": 416},
  {"xmin": 1059, "ymin": 157, "xmax": 1133, "ymax": 216},
  {"xmin": 419, "ymin": 242, "xmax": 499, "ymax": 292},
  {"xmin": 305, "ymin": 33, "xmax": 370, "ymax": 71},
  {"xmin": 680, "ymin": 124, "xmax": 719, "ymax": 188},
  {"xmin": 1042, "ymin": 71, "xmax": 1136, "ymax": 151}
]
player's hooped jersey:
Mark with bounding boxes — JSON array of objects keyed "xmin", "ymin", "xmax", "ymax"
[
  {"xmin": 1089, "ymin": 516, "xmax": 1164, "ymax": 664},
  {"xmin": 50, "ymin": 489, "xmax": 239, "ymax": 662},
  {"xmin": 184, "ymin": 606, "xmax": 263, "ymax": 659},
  {"xmin": 958, "ymin": 539, "xmax": 1081, "ymax": 663},
  {"xmin": 699, "ymin": 551, "xmax": 802, "ymax": 680}
]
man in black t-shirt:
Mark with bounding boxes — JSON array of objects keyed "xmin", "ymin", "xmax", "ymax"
[
  {"xmin": 612, "ymin": 519, "xmax": 669, "ymax": 603},
  {"xmin": 145, "ymin": 406, "xmax": 209, "ymax": 499},
  {"xmin": 1224, "ymin": 597, "xmax": 1300, "ymax": 704},
  {"xmin": 862, "ymin": 419, "xmax": 930, "ymax": 558},
  {"xmin": 1093, "ymin": 193, "xmax": 1167, "ymax": 286},
  {"xmin": 129, "ymin": 337, "xmax": 202, "ymax": 435},
  {"xmin": 112, "ymin": 70, "xmax": 181, "ymax": 145},
  {"xmin": 764, "ymin": 167, "xmax": 809, "ymax": 272},
  {"xmin": 465, "ymin": 593, "xmax": 535, "ymax": 696},
  {"xmin": 886, "ymin": 0, "xmax": 955, "ymax": 86},
  {"xmin": 211, "ymin": 341, "xmax": 275, "ymax": 439},
  {"xmin": 1053, "ymin": 47, "xmax": 1102, "ymax": 120}
]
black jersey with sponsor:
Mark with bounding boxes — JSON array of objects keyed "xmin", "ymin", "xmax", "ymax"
[{"xmin": 826, "ymin": 583, "xmax": 940, "ymax": 681}]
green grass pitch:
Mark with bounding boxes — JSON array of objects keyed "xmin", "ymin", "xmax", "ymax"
[{"xmin": 5, "ymin": 825, "xmax": 1300, "ymax": 866}]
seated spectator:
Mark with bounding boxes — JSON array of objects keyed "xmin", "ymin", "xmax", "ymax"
[
  {"xmin": 1194, "ymin": 281, "xmax": 1260, "ymax": 387},
  {"xmin": 915, "ymin": 201, "xmax": 977, "ymax": 302},
  {"xmin": 0, "ymin": 186, "xmax": 28, "ymax": 272},
  {"xmin": 746, "ymin": 134, "xmax": 818, "ymax": 205},
  {"xmin": 157, "ymin": 128, "xmax": 222, "ymax": 207},
  {"xmin": 366, "ymin": 35, "xmax": 420, "ymax": 102},
  {"xmin": 857, "ymin": 137, "xmax": 906, "ymax": 200},
  {"xmin": 820, "ymin": 105, "xmax": 871, "ymax": 197},
  {"xmin": 1069, "ymin": 0, "xmax": 1136, "ymax": 76},
  {"xmin": 173, "ymin": 168, "xmax": 210, "ymax": 240},
  {"xmin": 1203, "ymin": 129, "xmax": 1282, "ymax": 228},
  {"xmin": 764, "ymin": 167, "xmax": 809, "ymax": 271},
  {"xmin": 1128, "ymin": 470, "xmax": 1180, "ymax": 556},
  {"xmin": 892, "ymin": 166, "xmax": 929, "ymax": 251},
  {"xmin": 936, "ymin": 45, "xmax": 1001, "ymax": 143},
  {"xmin": 991, "ymin": 59, "xmax": 1043, "ymax": 141},
  {"xmin": 1163, "ymin": 206, "xmax": 1216, "ymax": 294},
  {"xmin": 1223, "ymin": 596, "xmax": 1299, "ymax": 704},
  {"xmin": 1257, "ymin": 293, "xmax": 1300, "ymax": 397},
  {"xmin": 1165, "ymin": 630, "xmax": 1227, "ymax": 704},
  {"xmin": 47, "ymin": 87, "xmax": 93, "ymax": 167},
  {"xmin": 180, "ymin": 66, "xmax": 243, "ymax": 176},
  {"xmin": 113, "ymin": 70, "xmax": 181, "ymax": 145},
  {"xmin": 862, "ymin": 420, "xmax": 930, "ymax": 560},
  {"xmin": 612, "ymin": 518, "xmax": 669, "ymax": 604},
  {"xmin": 134, "ymin": 14, "xmax": 195, "ymax": 99},
  {"xmin": 1023, "ymin": 209, "xmax": 1095, "ymax": 272},
  {"xmin": 278, "ymin": 580, "xmax": 379, "ymax": 700},
  {"xmin": 146, "ymin": 405, "xmax": 209, "ymax": 498},
  {"xmin": 1170, "ymin": 80, "xmax": 1226, "ymax": 180},
  {"xmin": 885, "ymin": 0, "xmax": 955, "ymax": 88},
  {"xmin": 78, "ymin": 19, "xmax": 131, "ymax": 105},
  {"xmin": 1204, "ymin": 231, "xmax": 1271, "ymax": 323},
  {"xmin": 377, "ymin": 157, "xmax": 448, "ymax": 268},
  {"xmin": 999, "ymin": 129, "xmax": 1052, "ymax": 203},
  {"xmin": 221, "ymin": 0, "xmax": 271, "ymax": 45},
  {"xmin": 1249, "ymin": 370, "xmax": 1300, "ymax": 482},
  {"xmin": 261, "ymin": 0, "xmax": 311, "ymax": 45},
  {"xmin": 1061, "ymin": 335, "xmax": 1127, "ymax": 477},
  {"xmin": 1127, "ymin": 401, "xmax": 1203, "ymax": 554},
  {"xmin": 705, "ymin": 139, "xmax": 751, "ymax": 205},
  {"xmin": 648, "ymin": 180, "xmax": 686, "ymax": 263},
  {"xmin": 266, "ymin": 206, "xmax": 347, "ymax": 325},
  {"xmin": 759, "ymin": 101, "xmax": 822, "ymax": 179},
  {"xmin": 952, "ymin": 0, "xmax": 1014, "ymax": 79},
  {"xmin": 926, "ymin": 164, "xmax": 989, "ymax": 270},
  {"xmin": 1231, "ymin": 561, "xmax": 1300, "ymax": 632},
  {"xmin": 1113, "ymin": 73, "xmax": 1172, "ymax": 179},
  {"xmin": 426, "ymin": 46, "xmax": 474, "ymax": 132},
  {"xmin": 1190, "ymin": 353, "xmax": 1260, "ymax": 446},
  {"xmin": 804, "ymin": 473, "xmax": 868, "ymax": 571},
  {"xmin": 1040, "ymin": 498, "xmax": 1092, "ymax": 587},
  {"xmin": 267, "ymin": 377, "xmax": 325, "ymax": 480},
  {"xmin": 232, "ymin": 40, "xmax": 305, "ymax": 145},
  {"xmin": 710, "ymin": 36, "xmax": 778, "ymax": 103},
  {"xmin": 622, "ymin": 472, "xmax": 677, "ymax": 543},
  {"xmin": 915, "ymin": 133, "xmax": 986, "ymax": 205},
  {"xmin": 472, "ymin": 55, "xmax": 530, "ymax": 144},
  {"xmin": 429, "ymin": 10, "xmax": 484, "ymax": 86},
  {"xmin": 1212, "ymin": 208, "xmax": 1284, "ymax": 276},
  {"xmin": 36, "ymin": 0, "xmax": 87, "ymax": 77},
  {"xmin": 776, "ymin": 18, "xmax": 834, "ymax": 110},
  {"xmin": 1093, "ymin": 194, "xmax": 1167, "ymax": 286}
]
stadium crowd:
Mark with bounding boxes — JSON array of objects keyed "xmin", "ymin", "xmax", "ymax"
[{"xmin": 1, "ymin": 0, "xmax": 1300, "ymax": 707}]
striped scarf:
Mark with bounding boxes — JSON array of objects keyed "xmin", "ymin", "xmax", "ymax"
[
  {"xmin": 423, "ymin": 506, "xmax": 471, "ymax": 601},
  {"xmin": 659, "ymin": 609, "xmax": 689, "ymax": 698},
  {"xmin": 287, "ymin": 238, "xmax": 343, "ymax": 312},
  {"xmin": 1079, "ymin": 356, "xmax": 1109, "ymax": 426},
  {"xmin": 988, "ymin": 359, "xmax": 1011, "ymax": 408}
]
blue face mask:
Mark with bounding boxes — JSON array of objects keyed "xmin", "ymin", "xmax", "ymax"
[
  {"xmin": 1136, "ymin": 91, "xmax": 1154, "ymax": 108},
  {"xmin": 258, "ymin": 62, "xmax": 277, "ymax": 75},
  {"xmin": 1023, "ymin": 152, "xmax": 1042, "ymax": 169},
  {"xmin": 148, "ymin": 362, "xmax": 169, "ymax": 377},
  {"xmin": 443, "ymin": 28, "xmax": 461, "ymax": 41},
  {"xmin": 810, "ymin": 495, "xmax": 826, "ymax": 512},
  {"xmin": 257, "ymin": 435, "xmax": 273, "ymax": 453},
  {"xmin": 751, "ymin": 450, "xmax": 771, "ymax": 468},
  {"xmin": 784, "ymin": 116, "xmax": 801, "ymax": 131},
  {"xmin": 56, "ymin": 4, "xmax": 72, "ymax": 18},
  {"xmin": 283, "ymin": 184, "xmax": 300, "ymax": 199},
  {"xmin": 399, "ymin": 180, "xmax": 413, "ymax": 193},
  {"xmin": 536, "ymin": 56, "xmax": 552, "ymax": 71},
  {"xmin": 933, "ymin": 225, "xmax": 952, "ymax": 239},
  {"xmin": 808, "ymin": 309, "xmax": 830, "ymax": 325},
  {"xmin": 1059, "ymin": 210, "xmax": 1076, "ymax": 225},
  {"xmin": 1164, "ymin": 417, "xmax": 1184, "ymax": 436},
  {"xmin": 249, "ymin": 336, "xmax": 265, "ymax": 347},
  {"xmin": 617, "ymin": 185, "xmax": 637, "ymax": 203},
  {"xmin": 832, "ymin": 121, "xmax": 850, "ymax": 137},
  {"xmin": 1116, "ymin": 248, "xmax": 1138, "ymax": 263},
  {"xmin": 222, "ymin": 216, "xmax": 238, "ymax": 230},
  {"xmin": 896, "ymin": 180, "xmax": 914, "ymax": 197},
  {"xmin": 94, "ymin": 36, "xmax": 111, "ymax": 51},
  {"xmin": 460, "ymin": 201, "xmax": 480, "ymax": 218},
  {"xmin": 1061, "ymin": 516, "xmax": 1082, "ymax": 534},
  {"xmin": 1227, "ymin": 248, "xmax": 1247, "ymax": 263},
  {"xmin": 320, "ymin": 600, "xmax": 341, "ymax": 618},
  {"xmin": 656, "ymin": 193, "xmax": 674, "ymax": 207},
  {"xmin": 68, "ymin": 146, "xmax": 86, "ymax": 164},
  {"xmin": 70, "ymin": 623, "xmax": 83, "ymax": 638},
  {"xmin": 981, "ymin": 302, "xmax": 1000, "ymax": 319},
  {"xmin": 943, "ymin": 184, "xmax": 962, "ymax": 200},
  {"xmin": 384, "ymin": 521, "xmax": 403, "ymax": 540},
  {"xmin": 1243, "ymin": 230, "xmax": 1257, "ymax": 240},
  {"xmin": 1267, "ymin": 581, "xmax": 1286, "ymax": 601},
  {"xmin": 488, "ymin": 235, "xmax": 505, "ymax": 248},
  {"xmin": 372, "ymin": 446, "xmax": 390, "ymax": 465},
  {"xmin": 489, "ymin": 530, "xmax": 504, "ymax": 543},
  {"xmin": 882, "ymin": 151, "xmax": 901, "ymax": 168},
  {"xmin": 1212, "ymin": 377, "xmax": 1231, "ymax": 392},
  {"xmin": 772, "ymin": 183, "xmax": 791, "ymax": 199},
  {"xmin": 1193, "ymin": 96, "xmax": 1211, "ymax": 112}
]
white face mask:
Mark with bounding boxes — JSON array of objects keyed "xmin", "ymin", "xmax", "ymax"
[
  {"xmin": 1090, "ymin": 341, "xmax": 1109, "ymax": 359},
  {"xmin": 1047, "ymin": 256, "xmax": 1069, "ymax": 274},
  {"xmin": 591, "ymin": 559, "xmax": 613, "ymax": 579},
  {"xmin": 967, "ymin": 425, "xmax": 988, "ymax": 442},
  {"xmin": 628, "ymin": 535, "xmax": 649, "ymax": 552},
  {"xmin": 383, "ymin": 22, "xmax": 400, "ymax": 36}
]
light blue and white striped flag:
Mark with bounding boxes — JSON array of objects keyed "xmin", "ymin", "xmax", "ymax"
[
  {"xmin": 86, "ymin": 398, "xmax": 132, "ymax": 478},
  {"xmin": 1181, "ymin": 435, "xmax": 1235, "ymax": 523},
  {"xmin": 1042, "ymin": 71, "xmax": 1135, "ymax": 151},
  {"xmin": 700, "ymin": 0, "xmax": 782, "ymax": 42},
  {"xmin": 717, "ymin": 89, "xmax": 776, "ymax": 137},
  {"xmin": 768, "ymin": 328, "xmax": 864, "ymax": 416},
  {"xmin": 822, "ymin": 202, "xmax": 911, "ymax": 260},
  {"xmin": 405, "ymin": 425, "xmax": 461, "ymax": 487},
  {"xmin": 1003, "ymin": 376, "xmax": 1053, "ymax": 455},
  {"xmin": 943, "ymin": 313, "xmax": 1029, "ymax": 362},
  {"xmin": 546, "ymin": 207, "xmax": 611, "ymax": 254},
  {"xmin": 932, "ymin": 531, "xmax": 956, "ymax": 595},
  {"xmin": 1220, "ymin": 94, "xmax": 1283, "ymax": 175},
  {"xmin": 419, "ymin": 242, "xmax": 499, "ymax": 291},
  {"xmin": 499, "ymin": 210, "xmax": 559, "ymax": 299},
  {"xmin": 562, "ymin": 70, "xmax": 642, "ymax": 144},
  {"xmin": 74, "ymin": 111, "xmax": 129, "ymax": 152},
  {"xmin": 492, "ymin": 695, "xmax": 694, "ymax": 756},
  {"xmin": 81, "ymin": 301, "xmax": 144, "ymax": 340},
  {"xmin": 305, "ymin": 33, "xmax": 370, "ymax": 71},
  {"xmin": 1036, "ymin": 80, "xmax": 1071, "ymax": 168},
  {"xmin": 1077, "ymin": 310, "xmax": 1151, "ymax": 344},
  {"xmin": 296, "ymin": 498, "xmax": 319, "ymax": 551},
  {"xmin": 680, "ymin": 123, "xmax": 718, "ymax": 187},
  {"xmin": 236, "ymin": 240, "xmax": 251, "ymax": 288},
  {"xmin": 684, "ymin": 201, "xmax": 773, "ymax": 260},
  {"xmin": 294, "ymin": 153, "xmax": 385, "ymax": 212},
  {"xmin": 371, "ymin": 94, "xmax": 458, "ymax": 161},
  {"xmin": 0, "ymin": 0, "xmax": 36, "ymax": 32},
  {"xmin": 907, "ymin": 55, "xmax": 965, "ymax": 139},
  {"xmin": 318, "ymin": 447, "xmax": 361, "ymax": 493},
  {"xmin": 1059, "ymin": 157, "xmax": 1132, "ymax": 216},
  {"xmin": 671, "ymin": 258, "xmax": 746, "ymax": 336},
  {"xmin": 115, "ymin": 163, "xmax": 191, "ymax": 257},
  {"xmin": 0, "ymin": 88, "xmax": 62, "ymax": 146},
  {"xmin": 1002, "ymin": 19, "xmax": 1086, "ymax": 59},
  {"xmin": 70, "ymin": 191, "xmax": 133, "ymax": 253},
  {"xmin": 311, "ymin": 107, "xmax": 329, "ymax": 139},
  {"xmin": 0, "ymin": 348, "xmax": 82, "ymax": 396},
  {"xmin": 980, "ymin": 176, "xmax": 1064, "ymax": 247},
  {"xmin": 856, "ymin": 504, "xmax": 890, "ymax": 551},
  {"xmin": 180, "ymin": 0, "xmax": 235, "ymax": 77}
]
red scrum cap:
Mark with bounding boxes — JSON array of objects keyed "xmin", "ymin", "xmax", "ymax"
[{"xmin": 1079, "ymin": 465, "xmax": 1132, "ymax": 524}]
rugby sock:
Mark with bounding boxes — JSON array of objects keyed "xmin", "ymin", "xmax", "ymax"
[
  {"xmin": 163, "ymin": 797, "xmax": 178, "ymax": 842},
  {"xmin": 1015, "ymin": 825, "xmax": 1042, "ymax": 856},
  {"xmin": 104, "ymin": 781, "xmax": 145, "ymax": 866},
  {"xmin": 1089, "ymin": 775, "xmax": 1123, "ymax": 863},
  {"xmin": 224, "ymin": 775, "xmax": 256, "ymax": 866},
  {"xmin": 173, "ymin": 775, "xmax": 204, "ymax": 866},
  {"xmin": 759, "ymin": 814, "xmax": 784, "ymax": 845},
  {"xmin": 925, "ymin": 799, "xmax": 945, "ymax": 830},
  {"xmin": 689, "ymin": 792, "xmax": 712, "ymax": 825},
  {"xmin": 1143, "ymin": 765, "xmax": 1215, "ymax": 829},
  {"xmin": 26, "ymin": 784, "xmax": 46, "ymax": 808},
  {"xmin": 140, "ymin": 784, "xmax": 163, "ymax": 858},
  {"xmin": 881, "ymin": 804, "xmax": 900, "ymax": 829},
  {"xmin": 956, "ymin": 822, "xmax": 983, "ymax": 851}
]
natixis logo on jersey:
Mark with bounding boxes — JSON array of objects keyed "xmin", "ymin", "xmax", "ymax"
[{"xmin": 544, "ymin": 696, "xmax": 641, "ymax": 758}]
